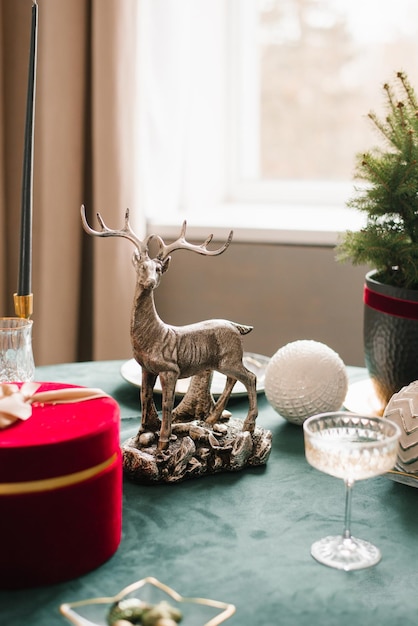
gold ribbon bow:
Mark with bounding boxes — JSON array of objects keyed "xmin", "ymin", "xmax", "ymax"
[{"xmin": 0, "ymin": 383, "xmax": 109, "ymax": 429}]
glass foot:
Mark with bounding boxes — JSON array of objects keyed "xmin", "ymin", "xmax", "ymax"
[{"xmin": 311, "ymin": 535, "xmax": 381, "ymax": 571}]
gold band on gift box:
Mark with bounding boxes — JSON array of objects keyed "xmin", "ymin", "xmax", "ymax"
[
  {"xmin": 0, "ymin": 452, "xmax": 118, "ymax": 495},
  {"xmin": 13, "ymin": 293, "xmax": 33, "ymax": 319}
]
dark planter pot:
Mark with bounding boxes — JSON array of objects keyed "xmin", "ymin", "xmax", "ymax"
[{"xmin": 364, "ymin": 269, "xmax": 418, "ymax": 410}]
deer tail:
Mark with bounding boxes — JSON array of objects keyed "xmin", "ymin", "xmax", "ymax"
[{"xmin": 232, "ymin": 322, "xmax": 253, "ymax": 335}]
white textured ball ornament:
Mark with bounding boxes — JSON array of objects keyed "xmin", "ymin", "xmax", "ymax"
[{"xmin": 264, "ymin": 340, "xmax": 348, "ymax": 425}]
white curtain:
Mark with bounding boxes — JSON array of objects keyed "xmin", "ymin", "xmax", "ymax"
[{"xmin": 139, "ymin": 0, "xmax": 227, "ymax": 224}]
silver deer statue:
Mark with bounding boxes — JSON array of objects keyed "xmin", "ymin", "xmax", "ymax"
[{"xmin": 81, "ymin": 206, "xmax": 258, "ymax": 451}]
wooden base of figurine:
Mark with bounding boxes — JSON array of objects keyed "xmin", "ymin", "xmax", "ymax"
[{"xmin": 122, "ymin": 417, "xmax": 272, "ymax": 484}]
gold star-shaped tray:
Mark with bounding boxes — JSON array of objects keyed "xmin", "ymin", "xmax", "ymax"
[{"xmin": 60, "ymin": 576, "xmax": 236, "ymax": 626}]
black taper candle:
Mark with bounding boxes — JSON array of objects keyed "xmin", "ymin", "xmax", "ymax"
[{"xmin": 17, "ymin": 1, "xmax": 38, "ymax": 297}]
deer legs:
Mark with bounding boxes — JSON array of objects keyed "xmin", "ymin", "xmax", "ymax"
[
  {"xmin": 160, "ymin": 367, "xmax": 257, "ymax": 450},
  {"xmin": 206, "ymin": 367, "xmax": 258, "ymax": 433},
  {"xmin": 139, "ymin": 365, "xmax": 257, "ymax": 451},
  {"xmin": 205, "ymin": 376, "xmax": 236, "ymax": 425},
  {"xmin": 241, "ymin": 370, "xmax": 258, "ymax": 433},
  {"xmin": 172, "ymin": 371, "xmax": 215, "ymax": 421},
  {"xmin": 140, "ymin": 368, "xmax": 180, "ymax": 451},
  {"xmin": 158, "ymin": 370, "xmax": 179, "ymax": 451},
  {"xmin": 139, "ymin": 369, "xmax": 160, "ymax": 432}
]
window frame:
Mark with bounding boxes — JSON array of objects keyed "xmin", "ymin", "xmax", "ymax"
[{"xmin": 141, "ymin": 0, "xmax": 365, "ymax": 246}]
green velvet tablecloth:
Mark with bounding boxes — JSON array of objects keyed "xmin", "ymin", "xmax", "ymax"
[{"xmin": 2, "ymin": 361, "xmax": 418, "ymax": 626}]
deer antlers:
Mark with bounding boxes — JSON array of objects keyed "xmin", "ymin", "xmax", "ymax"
[
  {"xmin": 80, "ymin": 205, "xmax": 151, "ymax": 254},
  {"xmin": 153, "ymin": 221, "xmax": 233, "ymax": 260},
  {"xmin": 80, "ymin": 205, "xmax": 233, "ymax": 258}
]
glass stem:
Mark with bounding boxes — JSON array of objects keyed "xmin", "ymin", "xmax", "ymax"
[{"xmin": 343, "ymin": 479, "xmax": 354, "ymax": 540}]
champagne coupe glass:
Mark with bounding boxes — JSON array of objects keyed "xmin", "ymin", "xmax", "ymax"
[{"xmin": 303, "ymin": 412, "xmax": 400, "ymax": 571}]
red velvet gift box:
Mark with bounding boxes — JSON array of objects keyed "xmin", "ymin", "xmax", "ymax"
[{"xmin": 0, "ymin": 382, "xmax": 122, "ymax": 589}]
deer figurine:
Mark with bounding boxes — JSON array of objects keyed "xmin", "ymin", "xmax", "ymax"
[{"xmin": 81, "ymin": 206, "xmax": 258, "ymax": 451}]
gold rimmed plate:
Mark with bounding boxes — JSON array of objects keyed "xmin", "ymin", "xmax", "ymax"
[
  {"xmin": 343, "ymin": 380, "xmax": 418, "ymax": 487},
  {"xmin": 120, "ymin": 352, "xmax": 270, "ymax": 397},
  {"xmin": 343, "ymin": 378, "xmax": 385, "ymax": 416},
  {"xmin": 387, "ymin": 467, "xmax": 418, "ymax": 488},
  {"xmin": 60, "ymin": 576, "xmax": 236, "ymax": 626}
]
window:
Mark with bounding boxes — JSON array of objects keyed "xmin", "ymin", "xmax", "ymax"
[{"xmin": 139, "ymin": 0, "xmax": 418, "ymax": 243}]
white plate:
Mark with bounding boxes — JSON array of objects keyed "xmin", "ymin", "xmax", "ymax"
[{"xmin": 120, "ymin": 352, "xmax": 270, "ymax": 397}]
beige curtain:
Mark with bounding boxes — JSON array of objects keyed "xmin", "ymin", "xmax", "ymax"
[{"xmin": 0, "ymin": 0, "xmax": 141, "ymax": 365}]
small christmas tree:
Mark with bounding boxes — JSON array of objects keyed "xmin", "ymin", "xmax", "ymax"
[{"xmin": 337, "ymin": 71, "xmax": 418, "ymax": 289}]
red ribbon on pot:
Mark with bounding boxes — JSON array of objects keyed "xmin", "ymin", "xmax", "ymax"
[{"xmin": 364, "ymin": 285, "xmax": 418, "ymax": 320}]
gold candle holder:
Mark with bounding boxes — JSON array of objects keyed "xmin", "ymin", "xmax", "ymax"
[{"xmin": 13, "ymin": 293, "xmax": 33, "ymax": 319}]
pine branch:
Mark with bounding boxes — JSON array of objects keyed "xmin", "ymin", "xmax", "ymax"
[{"xmin": 337, "ymin": 71, "xmax": 418, "ymax": 289}]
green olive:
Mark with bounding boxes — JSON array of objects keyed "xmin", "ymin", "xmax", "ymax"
[
  {"xmin": 141, "ymin": 601, "xmax": 182, "ymax": 626},
  {"xmin": 107, "ymin": 598, "xmax": 149, "ymax": 625}
]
